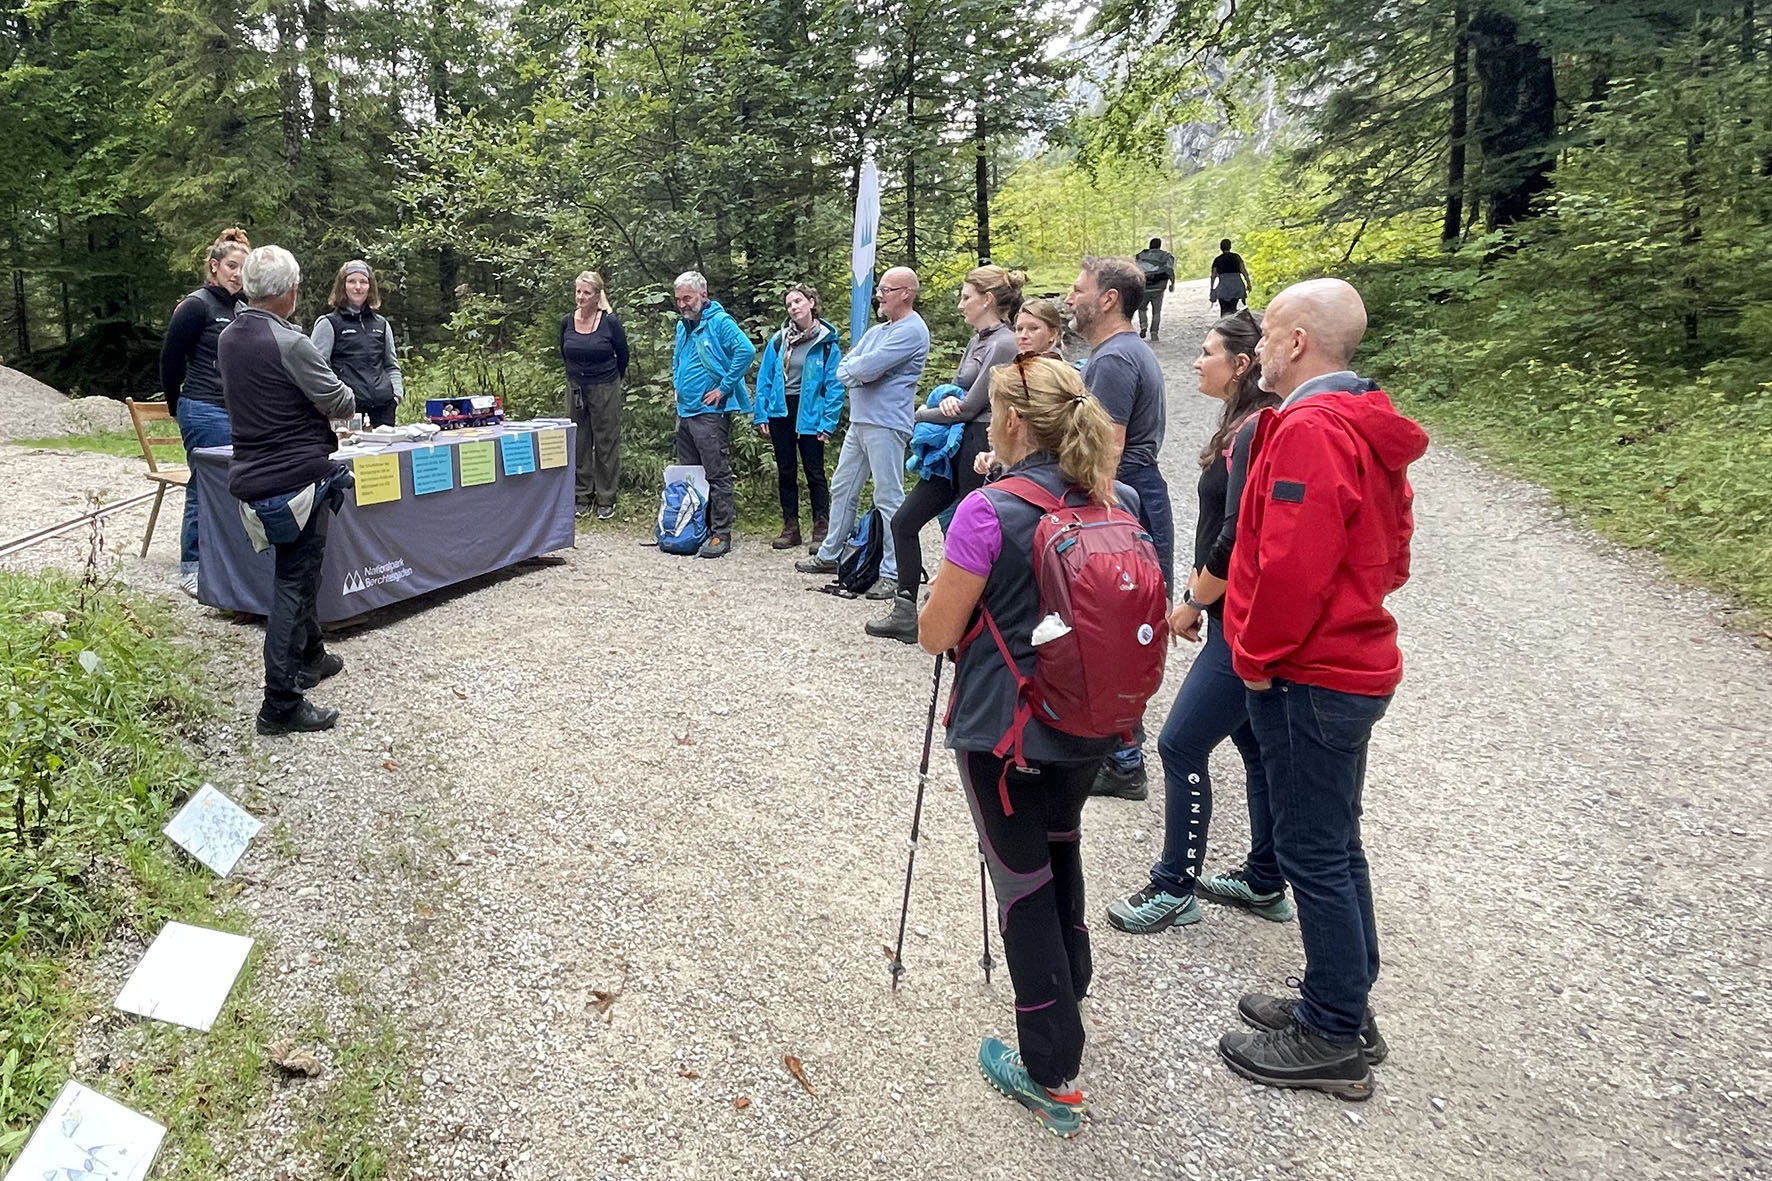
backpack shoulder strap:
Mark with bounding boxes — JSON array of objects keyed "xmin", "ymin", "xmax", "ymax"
[{"xmin": 990, "ymin": 474, "xmax": 1063, "ymax": 514}]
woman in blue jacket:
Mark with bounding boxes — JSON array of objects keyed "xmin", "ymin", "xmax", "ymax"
[{"xmin": 753, "ymin": 284, "xmax": 845, "ymax": 550}]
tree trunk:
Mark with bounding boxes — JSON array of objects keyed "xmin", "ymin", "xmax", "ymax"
[
  {"xmin": 903, "ymin": 46, "xmax": 917, "ymax": 267},
  {"xmin": 276, "ymin": 3, "xmax": 304, "ymax": 169},
  {"xmin": 11, "ymin": 265, "xmax": 28, "ymax": 356},
  {"xmin": 1467, "ymin": 6, "xmax": 1556, "ymax": 229},
  {"xmin": 1443, "ymin": 6, "xmax": 1470, "ymax": 247},
  {"xmin": 57, "ymin": 215, "xmax": 70, "ymax": 342},
  {"xmin": 975, "ymin": 98, "xmax": 991, "ymax": 264},
  {"xmin": 306, "ymin": 0, "xmax": 332, "ymax": 131},
  {"xmin": 428, "ymin": 0, "xmax": 457, "ymax": 316}
]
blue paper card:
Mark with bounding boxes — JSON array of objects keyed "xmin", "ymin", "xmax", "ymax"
[
  {"xmin": 499, "ymin": 431, "xmax": 536, "ymax": 476},
  {"xmin": 411, "ymin": 447, "xmax": 455, "ymax": 495}
]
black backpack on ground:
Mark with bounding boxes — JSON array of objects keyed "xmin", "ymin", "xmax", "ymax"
[{"xmin": 811, "ymin": 508, "xmax": 885, "ymax": 598}]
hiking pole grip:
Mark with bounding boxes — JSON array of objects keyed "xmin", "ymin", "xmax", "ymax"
[{"xmin": 889, "ymin": 653, "xmax": 946, "ymax": 991}]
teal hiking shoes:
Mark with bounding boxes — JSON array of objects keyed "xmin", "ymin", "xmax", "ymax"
[
  {"xmin": 978, "ymin": 1037, "xmax": 1085, "ymax": 1138},
  {"xmin": 1106, "ymin": 884, "xmax": 1201, "ymax": 933},
  {"xmin": 1198, "ymin": 866, "xmax": 1295, "ymax": 922}
]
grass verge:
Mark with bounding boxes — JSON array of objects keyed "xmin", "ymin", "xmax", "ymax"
[{"xmin": 9, "ymin": 430, "xmax": 174, "ymax": 462}]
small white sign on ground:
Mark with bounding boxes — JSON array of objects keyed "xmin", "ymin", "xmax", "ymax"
[
  {"xmin": 163, "ymin": 783, "xmax": 262, "ymax": 876},
  {"xmin": 113, "ymin": 922, "xmax": 254, "ymax": 1032},
  {"xmin": 2, "ymin": 1079, "xmax": 165, "ymax": 1181}
]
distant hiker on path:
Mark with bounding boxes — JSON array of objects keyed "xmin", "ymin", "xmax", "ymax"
[
  {"xmin": 795, "ymin": 265, "xmax": 930, "ymax": 590},
  {"xmin": 670, "ymin": 271, "xmax": 756, "ymax": 559},
  {"xmin": 160, "ymin": 226, "xmax": 250, "ymax": 597},
  {"xmin": 1210, "ymin": 239, "xmax": 1252, "ymax": 317},
  {"xmin": 1134, "ymin": 237, "xmax": 1176, "ymax": 343},
  {"xmin": 1216, "ymin": 277, "xmax": 1427, "ymax": 1101}
]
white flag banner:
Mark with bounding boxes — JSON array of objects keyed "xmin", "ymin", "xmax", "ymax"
[{"xmin": 849, "ymin": 160, "xmax": 880, "ymax": 346}]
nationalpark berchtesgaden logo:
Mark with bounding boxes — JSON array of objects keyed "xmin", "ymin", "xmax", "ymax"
[{"xmin": 340, "ymin": 558, "xmax": 413, "ymax": 596}]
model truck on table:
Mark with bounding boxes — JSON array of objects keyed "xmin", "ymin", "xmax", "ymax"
[{"xmin": 425, "ymin": 395, "xmax": 504, "ymax": 430}]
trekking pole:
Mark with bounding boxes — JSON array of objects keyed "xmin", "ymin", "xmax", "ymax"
[
  {"xmin": 889, "ymin": 652, "xmax": 946, "ymax": 991},
  {"xmin": 978, "ymin": 847, "xmax": 996, "ymax": 984}
]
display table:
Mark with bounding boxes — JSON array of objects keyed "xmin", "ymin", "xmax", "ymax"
[{"xmin": 190, "ymin": 424, "xmax": 576, "ymax": 622}]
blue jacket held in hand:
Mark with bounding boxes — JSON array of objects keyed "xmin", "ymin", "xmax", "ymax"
[
  {"xmin": 906, "ymin": 385, "xmax": 967, "ymax": 481},
  {"xmin": 672, "ymin": 299, "xmax": 757, "ymax": 418},
  {"xmin": 752, "ymin": 318, "xmax": 846, "ymax": 436}
]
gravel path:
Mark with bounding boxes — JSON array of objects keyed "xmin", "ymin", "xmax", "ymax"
[{"xmin": 7, "ymin": 281, "xmax": 1770, "ymax": 1179}]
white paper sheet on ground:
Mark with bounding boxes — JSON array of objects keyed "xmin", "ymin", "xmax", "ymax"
[
  {"xmin": 162, "ymin": 783, "xmax": 261, "ymax": 876},
  {"xmin": 113, "ymin": 922, "xmax": 253, "ymax": 1032},
  {"xmin": 662, "ymin": 463, "xmax": 710, "ymax": 499},
  {"xmin": 2, "ymin": 1079, "xmax": 165, "ymax": 1181}
]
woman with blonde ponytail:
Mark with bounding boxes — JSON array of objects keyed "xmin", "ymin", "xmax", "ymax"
[{"xmin": 915, "ymin": 353, "xmax": 1140, "ymax": 1138}]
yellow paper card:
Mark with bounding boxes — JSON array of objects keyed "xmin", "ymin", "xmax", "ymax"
[
  {"xmin": 537, "ymin": 429, "xmax": 568, "ymax": 470},
  {"xmin": 353, "ymin": 453, "xmax": 402, "ymax": 506},
  {"xmin": 458, "ymin": 441, "xmax": 497, "ymax": 487}
]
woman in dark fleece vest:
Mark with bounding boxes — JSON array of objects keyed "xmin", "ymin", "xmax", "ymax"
[
  {"xmin": 311, "ymin": 260, "xmax": 405, "ymax": 429},
  {"xmin": 159, "ymin": 226, "xmax": 250, "ymax": 596},
  {"xmin": 917, "ymin": 354, "xmax": 1137, "ymax": 1139}
]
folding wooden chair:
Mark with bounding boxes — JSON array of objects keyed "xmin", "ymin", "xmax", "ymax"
[{"xmin": 124, "ymin": 398, "xmax": 191, "ymax": 558}]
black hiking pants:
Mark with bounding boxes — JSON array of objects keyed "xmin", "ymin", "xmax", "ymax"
[
  {"xmin": 891, "ymin": 420, "xmax": 989, "ymax": 596},
  {"xmin": 957, "ymin": 749, "xmax": 1102, "ymax": 1088}
]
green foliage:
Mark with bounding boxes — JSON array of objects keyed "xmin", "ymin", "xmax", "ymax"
[{"xmin": 10, "ymin": 432, "xmax": 180, "ymax": 461}]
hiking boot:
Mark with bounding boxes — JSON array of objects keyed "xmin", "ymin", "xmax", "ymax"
[
  {"xmin": 795, "ymin": 555, "xmax": 838, "ymax": 574},
  {"xmin": 977, "ymin": 1037, "xmax": 1085, "ymax": 1138},
  {"xmin": 1106, "ymin": 884, "xmax": 1200, "ymax": 934},
  {"xmin": 808, "ymin": 515, "xmax": 829, "ymax": 550},
  {"xmin": 863, "ymin": 579, "xmax": 897, "ymax": 600},
  {"xmin": 596, "ymin": 505, "xmax": 615, "ymax": 521},
  {"xmin": 771, "ymin": 522, "xmax": 802, "ymax": 550},
  {"xmin": 1090, "ymin": 758, "xmax": 1148, "ymax": 801},
  {"xmin": 698, "ymin": 536, "xmax": 730, "ymax": 559},
  {"xmin": 255, "ymin": 700, "xmax": 339, "ymax": 735},
  {"xmin": 574, "ymin": 504, "xmax": 591, "ymax": 520},
  {"xmin": 1199, "ymin": 866, "xmax": 1295, "ymax": 922},
  {"xmin": 864, "ymin": 593, "xmax": 919, "ymax": 644},
  {"xmin": 1218, "ymin": 1019, "xmax": 1374, "ymax": 1101},
  {"xmin": 1237, "ymin": 993, "xmax": 1389, "ymax": 1065},
  {"xmin": 297, "ymin": 651, "xmax": 345, "ymax": 689}
]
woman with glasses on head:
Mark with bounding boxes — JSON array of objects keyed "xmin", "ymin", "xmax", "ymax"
[
  {"xmin": 558, "ymin": 270, "xmax": 630, "ymax": 519},
  {"xmin": 866, "ymin": 265, "xmax": 1025, "ymax": 643},
  {"xmin": 159, "ymin": 226, "xmax": 250, "ymax": 597},
  {"xmin": 917, "ymin": 353, "xmax": 1135, "ymax": 1138},
  {"xmin": 1105, "ymin": 309, "xmax": 1293, "ymax": 935},
  {"xmin": 311, "ymin": 260, "xmax": 404, "ymax": 429},
  {"xmin": 753, "ymin": 283, "xmax": 844, "ymax": 549}
]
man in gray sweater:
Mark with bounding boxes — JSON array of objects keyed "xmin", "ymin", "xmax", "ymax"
[
  {"xmin": 795, "ymin": 266, "xmax": 931, "ymax": 591},
  {"xmin": 219, "ymin": 245, "xmax": 357, "ymax": 735}
]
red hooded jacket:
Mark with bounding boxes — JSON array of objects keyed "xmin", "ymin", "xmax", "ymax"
[{"xmin": 1224, "ymin": 382, "xmax": 1429, "ymax": 697}]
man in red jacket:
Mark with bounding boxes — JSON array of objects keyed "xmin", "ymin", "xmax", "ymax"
[{"xmin": 1217, "ymin": 278, "xmax": 1428, "ymax": 1100}]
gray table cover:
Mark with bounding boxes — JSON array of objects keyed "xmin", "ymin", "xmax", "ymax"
[{"xmin": 190, "ymin": 424, "xmax": 576, "ymax": 622}]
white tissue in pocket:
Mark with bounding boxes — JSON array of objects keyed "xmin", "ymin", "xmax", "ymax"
[{"xmin": 1031, "ymin": 612, "xmax": 1073, "ymax": 646}]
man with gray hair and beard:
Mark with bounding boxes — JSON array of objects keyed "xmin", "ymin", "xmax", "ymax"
[
  {"xmin": 670, "ymin": 271, "xmax": 757, "ymax": 558},
  {"xmin": 219, "ymin": 245, "xmax": 356, "ymax": 735}
]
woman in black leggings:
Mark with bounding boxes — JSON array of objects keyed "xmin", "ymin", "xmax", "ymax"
[{"xmin": 865, "ymin": 265, "xmax": 1024, "ymax": 642}]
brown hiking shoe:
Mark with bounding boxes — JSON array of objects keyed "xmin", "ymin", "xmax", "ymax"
[
  {"xmin": 808, "ymin": 516, "xmax": 829, "ymax": 551},
  {"xmin": 771, "ymin": 523, "xmax": 802, "ymax": 550}
]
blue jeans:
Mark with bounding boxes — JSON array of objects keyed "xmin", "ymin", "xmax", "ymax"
[
  {"xmin": 816, "ymin": 423, "xmax": 908, "ymax": 581},
  {"xmin": 1110, "ymin": 461, "xmax": 1175, "ymax": 768},
  {"xmin": 1245, "ymin": 679, "xmax": 1391, "ymax": 1043},
  {"xmin": 1151, "ymin": 618, "xmax": 1278, "ymax": 896},
  {"xmin": 174, "ymin": 398, "xmax": 232, "ymax": 572}
]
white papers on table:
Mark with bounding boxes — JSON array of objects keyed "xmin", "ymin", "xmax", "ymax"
[
  {"xmin": 114, "ymin": 922, "xmax": 253, "ymax": 1032},
  {"xmin": 330, "ymin": 444, "xmax": 384, "ymax": 460},
  {"xmin": 529, "ymin": 417, "xmax": 573, "ymax": 427},
  {"xmin": 2, "ymin": 1079, "xmax": 165, "ymax": 1181},
  {"xmin": 163, "ymin": 783, "xmax": 261, "ymax": 876}
]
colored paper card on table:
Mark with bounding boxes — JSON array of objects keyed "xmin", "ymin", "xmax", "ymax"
[
  {"xmin": 353, "ymin": 452, "xmax": 402, "ymax": 506},
  {"xmin": 411, "ymin": 446, "xmax": 455, "ymax": 495},
  {"xmin": 114, "ymin": 922, "xmax": 253, "ymax": 1032},
  {"xmin": 458, "ymin": 441, "xmax": 497, "ymax": 486},
  {"xmin": 536, "ymin": 429, "xmax": 568, "ymax": 470},
  {"xmin": 163, "ymin": 783, "xmax": 261, "ymax": 876},
  {"xmin": 500, "ymin": 431, "xmax": 536, "ymax": 475},
  {"xmin": 4, "ymin": 1079, "xmax": 165, "ymax": 1181}
]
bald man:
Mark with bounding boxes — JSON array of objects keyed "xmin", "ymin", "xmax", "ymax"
[
  {"xmin": 1216, "ymin": 278, "xmax": 1428, "ymax": 1100},
  {"xmin": 796, "ymin": 266, "xmax": 930, "ymax": 591}
]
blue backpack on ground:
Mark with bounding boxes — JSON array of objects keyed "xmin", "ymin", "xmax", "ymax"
[{"xmin": 656, "ymin": 477, "xmax": 708, "ymax": 555}]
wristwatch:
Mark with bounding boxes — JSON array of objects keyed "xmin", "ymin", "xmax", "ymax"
[{"xmin": 1182, "ymin": 592, "xmax": 1210, "ymax": 612}]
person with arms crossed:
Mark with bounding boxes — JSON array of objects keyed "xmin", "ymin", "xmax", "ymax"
[
  {"xmin": 795, "ymin": 266, "xmax": 930, "ymax": 592},
  {"xmin": 1216, "ymin": 277, "xmax": 1427, "ymax": 1100}
]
